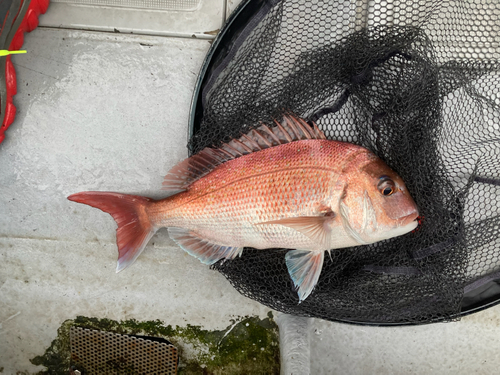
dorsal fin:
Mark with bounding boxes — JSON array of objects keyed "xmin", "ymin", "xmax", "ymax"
[{"xmin": 162, "ymin": 114, "xmax": 326, "ymax": 192}]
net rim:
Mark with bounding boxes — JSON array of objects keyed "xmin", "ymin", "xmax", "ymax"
[{"xmin": 188, "ymin": 0, "xmax": 500, "ymax": 325}]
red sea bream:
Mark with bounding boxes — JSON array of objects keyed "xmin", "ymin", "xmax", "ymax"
[{"xmin": 68, "ymin": 115, "xmax": 419, "ymax": 302}]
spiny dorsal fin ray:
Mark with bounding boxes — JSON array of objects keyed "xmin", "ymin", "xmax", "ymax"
[{"xmin": 162, "ymin": 113, "xmax": 326, "ymax": 192}]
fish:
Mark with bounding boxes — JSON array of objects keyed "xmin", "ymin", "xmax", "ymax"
[{"xmin": 68, "ymin": 114, "xmax": 419, "ymax": 302}]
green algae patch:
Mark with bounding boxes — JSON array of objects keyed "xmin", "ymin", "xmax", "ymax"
[
  {"xmin": 30, "ymin": 312, "xmax": 279, "ymax": 375},
  {"xmin": 30, "ymin": 319, "xmax": 73, "ymax": 374}
]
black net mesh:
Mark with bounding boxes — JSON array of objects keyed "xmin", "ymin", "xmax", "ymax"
[{"xmin": 188, "ymin": 0, "xmax": 500, "ymax": 324}]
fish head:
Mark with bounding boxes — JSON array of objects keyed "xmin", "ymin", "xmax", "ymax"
[{"xmin": 340, "ymin": 153, "xmax": 419, "ymax": 244}]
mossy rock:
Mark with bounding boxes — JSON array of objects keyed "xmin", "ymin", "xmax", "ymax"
[{"xmin": 30, "ymin": 312, "xmax": 279, "ymax": 375}]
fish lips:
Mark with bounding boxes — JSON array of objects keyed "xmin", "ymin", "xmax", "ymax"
[{"xmin": 398, "ymin": 211, "xmax": 419, "ymax": 229}]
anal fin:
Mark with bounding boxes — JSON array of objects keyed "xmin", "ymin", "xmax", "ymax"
[
  {"xmin": 168, "ymin": 227, "xmax": 243, "ymax": 265},
  {"xmin": 285, "ymin": 250, "xmax": 325, "ymax": 302}
]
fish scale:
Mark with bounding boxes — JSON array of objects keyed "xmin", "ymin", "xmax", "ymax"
[{"xmin": 150, "ymin": 140, "xmax": 358, "ymax": 250}]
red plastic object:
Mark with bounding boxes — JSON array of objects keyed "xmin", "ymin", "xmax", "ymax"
[{"xmin": 0, "ymin": 0, "xmax": 50, "ymax": 144}]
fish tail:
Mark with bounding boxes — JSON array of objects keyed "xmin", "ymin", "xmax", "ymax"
[{"xmin": 68, "ymin": 191, "xmax": 157, "ymax": 272}]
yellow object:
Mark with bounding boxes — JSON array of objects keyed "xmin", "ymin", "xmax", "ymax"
[{"xmin": 0, "ymin": 50, "xmax": 27, "ymax": 56}]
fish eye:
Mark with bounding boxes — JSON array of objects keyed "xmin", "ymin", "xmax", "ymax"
[{"xmin": 378, "ymin": 178, "xmax": 396, "ymax": 196}]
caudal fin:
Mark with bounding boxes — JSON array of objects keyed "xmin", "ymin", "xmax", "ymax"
[{"xmin": 68, "ymin": 191, "xmax": 157, "ymax": 272}]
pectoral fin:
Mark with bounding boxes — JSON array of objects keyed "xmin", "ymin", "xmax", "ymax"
[
  {"xmin": 256, "ymin": 216, "xmax": 334, "ymax": 248},
  {"xmin": 285, "ymin": 250, "xmax": 325, "ymax": 302},
  {"xmin": 168, "ymin": 227, "xmax": 243, "ymax": 265}
]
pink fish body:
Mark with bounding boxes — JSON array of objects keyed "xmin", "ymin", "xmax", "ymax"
[{"xmin": 69, "ymin": 115, "xmax": 418, "ymax": 302}]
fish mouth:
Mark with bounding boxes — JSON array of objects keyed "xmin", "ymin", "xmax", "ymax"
[{"xmin": 398, "ymin": 211, "xmax": 419, "ymax": 228}]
